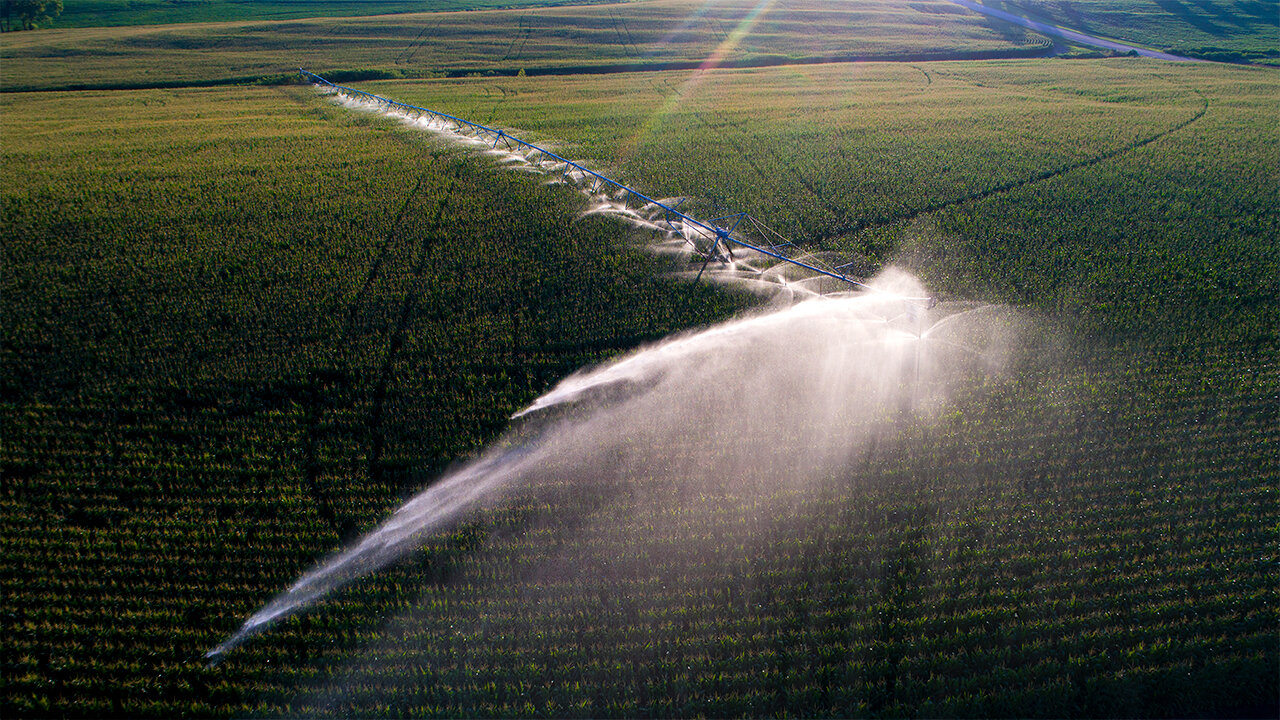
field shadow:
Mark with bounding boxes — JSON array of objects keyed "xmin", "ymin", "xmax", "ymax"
[{"xmin": 1153, "ymin": 0, "xmax": 1230, "ymax": 36}]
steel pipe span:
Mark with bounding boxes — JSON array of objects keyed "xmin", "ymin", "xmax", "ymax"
[{"xmin": 298, "ymin": 69, "xmax": 904, "ymax": 294}]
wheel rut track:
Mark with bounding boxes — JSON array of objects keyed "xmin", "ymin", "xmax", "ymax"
[
  {"xmin": 845, "ymin": 90, "xmax": 1210, "ymax": 237},
  {"xmin": 500, "ymin": 14, "xmax": 531, "ymax": 63},
  {"xmin": 397, "ymin": 20, "xmax": 443, "ymax": 66},
  {"xmin": 365, "ymin": 181, "xmax": 455, "ymax": 495},
  {"xmin": 688, "ymin": 78, "xmax": 1207, "ymax": 244},
  {"xmin": 611, "ymin": 10, "xmax": 643, "ymax": 57},
  {"xmin": 298, "ymin": 165, "xmax": 450, "ymax": 540},
  {"xmin": 343, "ymin": 173, "xmax": 430, "ymax": 337}
]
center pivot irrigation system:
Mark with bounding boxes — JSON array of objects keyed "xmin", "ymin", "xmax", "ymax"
[{"xmin": 300, "ymin": 69, "xmax": 925, "ymax": 297}]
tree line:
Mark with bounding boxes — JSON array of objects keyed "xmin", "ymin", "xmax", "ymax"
[{"xmin": 1, "ymin": 0, "xmax": 62, "ymax": 31}]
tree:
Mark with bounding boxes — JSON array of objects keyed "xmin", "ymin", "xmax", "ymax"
[{"xmin": 1, "ymin": 0, "xmax": 63, "ymax": 31}]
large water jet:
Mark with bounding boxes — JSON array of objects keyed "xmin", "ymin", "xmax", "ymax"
[
  {"xmin": 208, "ymin": 82, "xmax": 1023, "ymax": 664},
  {"xmin": 207, "ymin": 268, "xmax": 1022, "ymax": 661}
]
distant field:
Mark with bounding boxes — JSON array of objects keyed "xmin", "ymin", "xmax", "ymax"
[
  {"xmin": 977, "ymin": 0, "xmax": 1280, "ymax": 61},
  {"xmin": 51, "ymin": 0, "xmax": 625, "ymax": 28},
  {"xmin": 0, "ymin": 0, "xmax": 1053, "ymax": 91},
  {"xmin": 3, "ymin": 58, "xmax": 1275, "ymax": 717}
]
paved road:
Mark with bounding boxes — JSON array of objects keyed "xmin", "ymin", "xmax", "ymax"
[{"xmin": 945, "ymin": 0, "xmax": 1203, "ymax": 61}]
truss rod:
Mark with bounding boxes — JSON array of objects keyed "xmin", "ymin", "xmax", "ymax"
[{"xmin": 300, "ymin": 70, "xmax": 882, "ymax": 292}]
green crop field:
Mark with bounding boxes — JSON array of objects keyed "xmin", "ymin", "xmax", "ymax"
[
  {"xmin": 50, "ymin": 0, "xmax": 624, "ymax": 29},
  {"xmin": 0, "ymin": 0, "xmax": 1054, "ymax": 92},
  {"xmin": 977, "ymin": 0, "xmax": 1280, "ymax": 62},
  {"xmin": 2, "ymin": 0, "xmax": 1278, "ymax": 716}
]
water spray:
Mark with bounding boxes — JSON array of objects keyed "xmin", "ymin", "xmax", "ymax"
[
  {"xmin": 204, "ymin": 77, "xmax": 1004, "ymax": 663},
  {"xmin": 206, "ymin": 265, "xmax": 1016, "ymax": 662}
]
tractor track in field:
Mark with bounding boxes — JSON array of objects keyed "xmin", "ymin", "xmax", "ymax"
[
  {"xmin": 343, "ymin": 173, "xmax": 430, "ymax": 336},
  {"xmin": 847, "ymin": 89, "xmax": 1210, "ymax": 235},
  {"xmin": 365, "ymin": 178, "xmax": 455, "ymax": 492},
  {"xmin": 611, "ymin": 10, "xmax": 643, "ymax": 58},
  {"xmin": 298, "ymin": 166, "xmax": 450, "ymax": 539},
  {"xmin": 396, "ymin": 20, "xmax": 443, "ymax": 66},
  {"xmin": 499, "ymin": 14, "xmax": 532, "ymax": 63},
  {"xmin": 680, "ymin": 72, "xmax": 1206, "ymax": 245}
]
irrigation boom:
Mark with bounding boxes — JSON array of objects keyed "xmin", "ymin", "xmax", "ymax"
[{"xmin": 299, "ymin": 69, "xmax": 886, "ymax": 292}]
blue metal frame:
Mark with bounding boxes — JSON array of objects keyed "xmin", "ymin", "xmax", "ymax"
[{"xmin": 299, "ymin": 69, "xmax": 875, "ymax": 291}]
